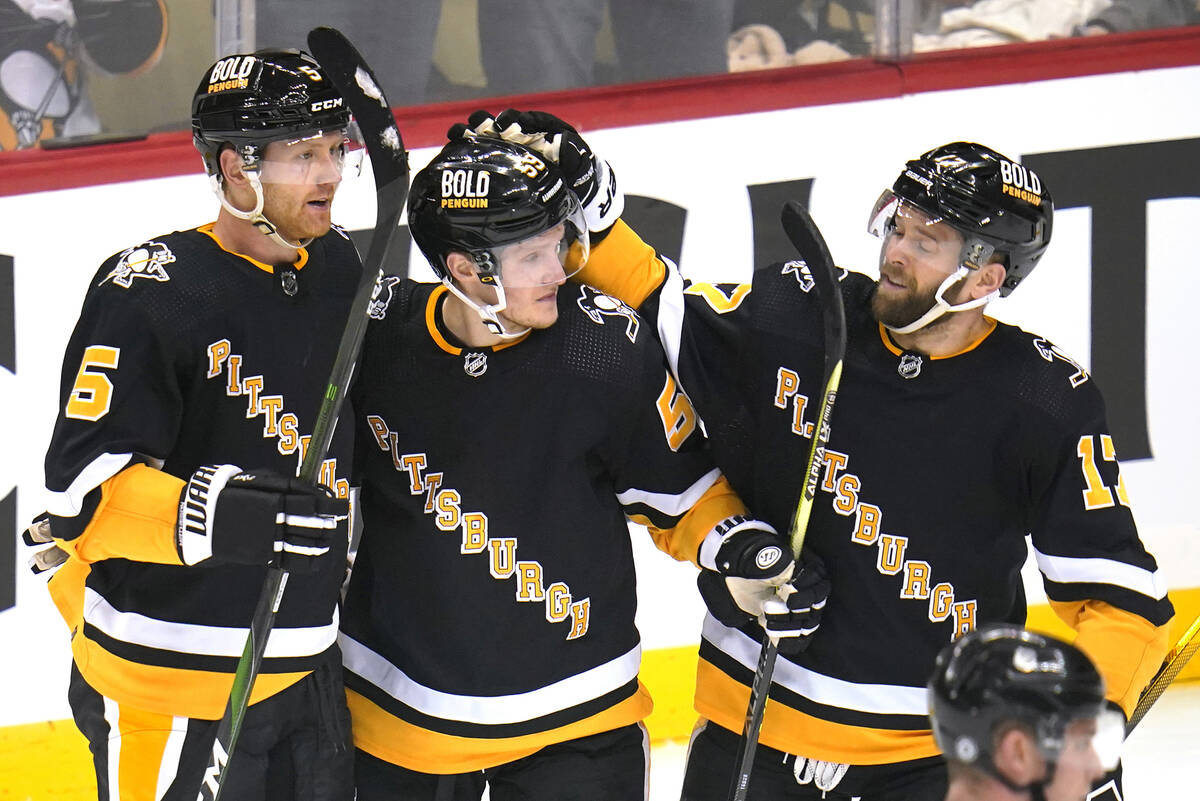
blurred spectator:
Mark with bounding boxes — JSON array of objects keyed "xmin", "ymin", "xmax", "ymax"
[
  {"xmin": 255, "ymin": 1, "xmax": 442, "ymax": 107},
  {"xmin": 0, "ymin": 0, "xmax": 166, "ymax": 150},
  {"xmin": 1076, "ymin": 0, "xmax": 1194, "ymax": 34},
  {"xmin": 476, "ymin": 0, "xmax": 735, "ymax": 95},
  {"xmin": 727, "ymin": 0, "xmax": 871, "ymax": 71},
  {"xmin": 912, "ymin": 0, "xmax": 1113, "ymax": 51}
]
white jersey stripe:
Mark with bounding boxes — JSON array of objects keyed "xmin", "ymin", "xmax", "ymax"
[
  {"xmin": 615, "ymin": 467, "xmax": 721, "ymax": 518},
  {"xmin": 83, "ymin": 587, "xmax": 338, "ymax": 658},
  {"xmin": 340, "ymin": 633, "xmax": 642, "ymax": 726},
  {"xmin": 155, "ymin": 717, "xmax": 188, "ymax": 799},
  {"xmin": 103, "ymin": 695, "xmax": 121, "ymax": 801},
  {"xmin": 1033, "ymin": 546, "xmax": 1168, "ymax": 600},
  {"xmin": 702, "ymin": 614, "xmax": 930, "ymax": 717},
  {"xmin": 656, "ymin": 257, "xmax": 687, "ymax": 380},
  {"xmin": 44, "ymin": 451, "xmax": 133, "ymax": 517}
]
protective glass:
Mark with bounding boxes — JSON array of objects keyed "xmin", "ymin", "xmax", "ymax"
[
  {"xmin": 257, "ymin": 121, "xmax": 366, "ymax": 185},
  {"xmin": 490, "ymin": 198, "xmax": 589, "ymax": 288},
  {"xmin": 868, "ymin": 190, "xmax": 995, "ymax": 271}
]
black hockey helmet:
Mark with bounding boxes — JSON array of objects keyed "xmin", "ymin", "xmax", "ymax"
[
  {"xmin": 873, "ymin": 142, "xmax": 1053, "ymax": 296},
  {"xmin": 191, "ymin": 49, "xmax": 351, "ymax": 179},
  {"xmin": 408, "ymin": 136, "xmax": 588, "ymax": 285},
  {"xmin": 928, "ymin": 624, "xmax": 1121, "ymax": 778}
]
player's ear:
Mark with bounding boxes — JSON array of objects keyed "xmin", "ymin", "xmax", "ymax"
[
  {"xmin": 971, "ymin": 261, "xmax": 1007, "ymax": 299},
  {"xmin": 218, "ymin": 146, "xmax": 250, "ymax": 188},
  {"xmin": 993, "ymin": 724, "xmax": 1043, "ymax": 785},
  {"xmin": 445, "ymin": 251, "xmax": 478, "ymax": 283}
]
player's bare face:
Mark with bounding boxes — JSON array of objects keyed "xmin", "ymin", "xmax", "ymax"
[
  {"xmin": 870, "ymin": 206, "xmax": 964, "ymax": 328},
  {"xmin": 259, "ymin": 132, "xmax": 345, "ymax": 242},
  {"xmin": 493, "ymin": 225, "xmax": 570, "ymax": 331}
]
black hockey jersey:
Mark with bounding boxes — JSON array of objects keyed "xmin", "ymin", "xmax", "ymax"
[
  {"xmin": 577, "ymin": 221, "xmax": 1174, "ymax": 765},
  {"xmin": 40, "ymin": 223, "xmax": 360, "ymax": 719},
  {"xmin": 340, "ymin": 280, "xmax": 746, "ymax": 773}
]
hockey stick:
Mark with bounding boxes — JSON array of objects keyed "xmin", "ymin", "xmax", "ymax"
[
  {"xmin": 728, "ymin": 200, "xmax": 846, "ymax": 801},
  {"xmin": 1125, "ymin": 611, "xmax": 1200, "ymax": 734},
  {"xmin": 197, "ymin": 27, "xmax": 409, "ymax": 801}
]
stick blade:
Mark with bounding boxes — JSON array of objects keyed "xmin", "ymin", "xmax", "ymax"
[{"xmin": 306, "ymin": 26, "xmax": 408, "ymax": 190}]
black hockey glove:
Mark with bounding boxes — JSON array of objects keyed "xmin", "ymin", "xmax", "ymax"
[
  {"xmin": 763, "ymin": 549, "xmax": 830, "ymax": 655},
  {"xmin": 176, "ymin": 465, "xmax": 347, "ymax": 575},
  {"xmin": 447, "ymin": 108, "xmax": 624, "ymax": 241},
  {"xmin": 697, "ymin": 516, "xmax": 795, "ymax": 629}
]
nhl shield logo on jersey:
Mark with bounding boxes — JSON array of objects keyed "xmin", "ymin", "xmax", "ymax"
[
  {"xmin": 1032, "ymin": 337, "xmax": 1089, "ymax": 387},
  {"xmin": 101, "ymin": 242, "xmax": 175, "ymax": 288},
  {"xmin": 367, "ymin": 275, "xmax": 402, "ymax": 320},
  {"xmin": 576, "ymin": 285, "xmax": 640, "ymax": 343},
  {"xmin": 898, "ymin": 352, "xmax": 923, "ymax": 380},
  {"xmin": 463, "ymin": 351, "xmax": 488, "ymax": 377}
]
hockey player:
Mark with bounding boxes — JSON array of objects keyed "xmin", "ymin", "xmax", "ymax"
[
  {"xmin": 29, "ymin": 50, "xmax": 363, "ymax": 800},
  {"xmin": 450, "ymin": 111, "xmax": 1175, "ymax": 801},
  {"xmin": 339, "ymin": 134, "xmax": 826, "ymax": 800},
  {"xmin": 929, "ymin": 624, "xmax": 1123, "ymax": 801}
]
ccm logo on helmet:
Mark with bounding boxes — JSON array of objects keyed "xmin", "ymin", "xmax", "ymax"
[
  {"xmin": 311, "ymin": 98, "xmax": 343, "ymax": 112},
  {"xmin": 441, "ymin": 169, "xmax": 490, "ymax": 209},
  {"xmin": 999, "ymin": 160, "xmax": 1043, "ymax": 206},
  {"xmin": 207, "ymin": 56, "xmax": 256, "ymax": 93}
]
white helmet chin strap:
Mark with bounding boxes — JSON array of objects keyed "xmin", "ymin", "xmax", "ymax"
[
  {"xmin": 442, "ymin": 277, "xmax": 530, "ymax": 341},
  {"xmin": 885, "ymin": 266, "xmax": 999, "ymax": 335},
  {"xmin": 208, "ymin": 170, "xmax": 313, "ymax": 252}
]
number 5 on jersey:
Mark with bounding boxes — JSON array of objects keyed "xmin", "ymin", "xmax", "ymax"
[
  {"xmin": 657, "ymin": 373, "xmax": 698, "ymax": 451},
  {"xmin": 66, "ymin": 345, "xmax": 120, "ymax": 421}
]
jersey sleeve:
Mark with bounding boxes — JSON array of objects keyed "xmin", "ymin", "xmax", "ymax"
[
  {"xmin": 604, "ymin": 325, "xmax": 747, "ymax": 565},
  {"xmin": 40, "ymin": 267, "xmax": 189, "ymax": 565},
  {"xmin": 1026, "ymin": 379, "xmax": 1174, "ymax": 713},
  {"xmin": 577, "ymin": 219, "xmax": 754, "ymax": 425}
]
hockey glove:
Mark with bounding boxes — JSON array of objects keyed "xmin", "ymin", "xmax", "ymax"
[
  {"xmin": 176, "ymin": 465, "xmax": 347, "ymax": 575},
  {"xmin": 697, "ymin": 516, "xmax": 795, "ymax": 629},
  {"xmin": 448, "ymin": 108, "xmax": 624, "ymax": 241},
  {"xmin": 763, "ymin": 548, "xmax": 830, "ymax": 655}
]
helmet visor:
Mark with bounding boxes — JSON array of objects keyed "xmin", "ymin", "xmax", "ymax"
[
  {"xmin": 868, "ymin": 190, "xmax": 994, "ymax": 271},
  {"xmin": 1050, "ymin": 708, "xmax": 1124, "ymax": 775},
  {"xmin": 257, "ymin": 121, "xmax": 365, "ymax": 185},
  {"xmin": 490, "ymin": 197, "xmax": 589, "ymax": 288}
]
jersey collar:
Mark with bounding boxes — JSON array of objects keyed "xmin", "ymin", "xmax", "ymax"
[{"xmin": 198, "ymin": 222, "xmax": 310, "ymax": 274}]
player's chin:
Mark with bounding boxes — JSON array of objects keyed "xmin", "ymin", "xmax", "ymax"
[{"xmin": 528, "ymin": 308, "xmax": 559, "ymax": 330}]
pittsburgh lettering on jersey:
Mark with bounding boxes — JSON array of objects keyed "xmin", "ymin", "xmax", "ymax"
[
  {"xmin": 205, "ymin": 338, "xmax": 349, "ymax": 497},
  {"xmin": 772, "ymin": 365, "xmax": 978, "ymax": 640},
  {"xmin": 100, "ymin": 242, "xmax": 175, "ymax": 288},
  {"xmin": 366, "ymin": 413, "xmax": 592, "ymax": 640}
]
